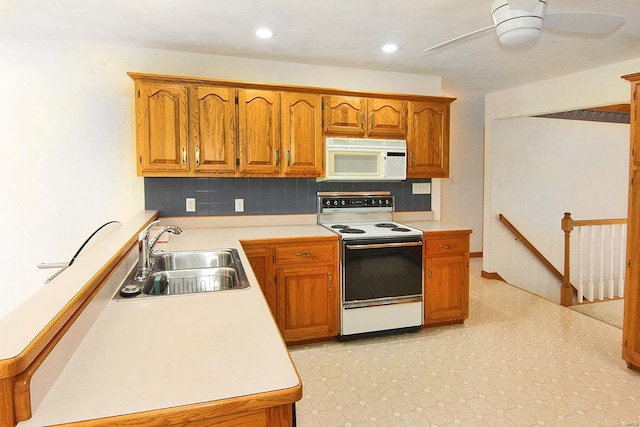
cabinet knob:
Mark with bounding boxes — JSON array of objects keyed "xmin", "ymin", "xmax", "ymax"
[
  {"xmin": 440, "ymin": 244, "xmax": 456, "ymax": 249},
  {"xmin": 328, "ymin": 272, "xmax": 333, "ymax": 291},
  {"xmin": 195, "ymin": 146, "xmax": 200, "ymax": 166},
  {"xmin": 181, "ymin": 147, "xmax": 186, "ymax": 164},
  {"xmin": 359, "ymin": 111, "xmax": 364, "ymax": 129},
  {"xmin": 274, "ymin": 149, "xmax": 279, "ymax": 166},
  {"xmin": 369, "ymin": 112, "xmax": 374, "ymax": 130}
]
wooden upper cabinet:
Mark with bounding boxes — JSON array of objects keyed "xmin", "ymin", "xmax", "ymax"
[
  {"xmin": 323, "ymin": 96, "xmax": 367, "ymax": 136},
  {"xmin": 135, "ymin": 81, "xmax": 189, "ymax": 174},
  {"xmin": 407, "ymin": 101, "xmax": 450, "ymax": 178},
  {"xmin": 367, "ymin": 98, "xmax": 407, "ymax": 137},
  {"xmin": 323, "ymin": 96, "xmax": 407, "ymax": 138},
  {"xmin": 190, "ymin": 86, "xmax": 237, "ymax": 174},
  {"xmin": 238, "ymin": 89, "xmax": 281, "ymax": 175},
  {"xmin": 281, "ymin": 92, "xmax": 323, "ymax": 177}
]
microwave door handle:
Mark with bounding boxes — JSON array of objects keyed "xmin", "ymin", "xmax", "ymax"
[{"xmin": 346, "ymin": 241, "xmax": 423, "ymax": 250}]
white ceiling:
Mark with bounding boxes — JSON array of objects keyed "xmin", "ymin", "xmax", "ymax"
[{"xmin": 1, "ymin": 0, "xmax": 639, "ymax": 96}]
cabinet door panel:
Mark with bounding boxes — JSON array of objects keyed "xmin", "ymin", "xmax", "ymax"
[
  {"xmin": 425, "ymin": 255, "xmax": 468, "ymax": 322},
  {"xmin": 242, "ymin": 244, "xmax": 276, "ymax": 316},
  {"xmin": 281, "ymin": 92, "xmax": 323, "ymax": 176},
  {"xmin": 276, "ymin": 265, "xmax": 337, "ymax": 342},
  {"xmin": 323, "ymin": 96, "xmax": 366, "ymax": 136},
  {"xmin": 407, "ymin": 101, "xmax": 450, "ymax": 178},
  {"xmin": 238, "ymin": 89, "xmax": 281, "ymax": 174},
  {"xmin": 136, "ymin": 82, "xmax": 189, "ymax": 174},
  {"xmin": 191, "ymin": 86, "xmax": 237, "ymax": 174},
  {"xmin": 367, "ymin": 99, "xmax": 407, "ymax": 137}
]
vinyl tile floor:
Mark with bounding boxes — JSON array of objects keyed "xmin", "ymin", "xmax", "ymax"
[{"xmin": 289, "ymin": 258, "xmax": 640, "ymax": 426}]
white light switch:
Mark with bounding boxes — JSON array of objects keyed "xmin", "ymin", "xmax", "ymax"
[
  {"xmin": 186, "ymin": 198, "xmax": 196, "ymax": 212},
  {"xmin": 235, "ymin": 199, "xmax": 244, "ymax": 212},
  {"xmin": 412, "ymin": 183, "xmax": 431, "ymax": 195}
]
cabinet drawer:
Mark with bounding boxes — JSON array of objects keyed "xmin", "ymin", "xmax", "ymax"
[
  {"xmin": 276, "ymin": 243, "xmax": 336, "ymax": 265},
  {"xmin": 425, "ymin": 235, "xmax": 469, "ymax": 256}
]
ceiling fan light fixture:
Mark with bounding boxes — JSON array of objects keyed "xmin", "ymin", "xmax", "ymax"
[{"xmin": 492, "ymin": 0, "xmax": 546, "ymax": 45}]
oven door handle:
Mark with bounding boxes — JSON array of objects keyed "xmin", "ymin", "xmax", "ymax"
[{"xmin": 345, "ymin": 241, "xmax": 423, "ymax": 250}]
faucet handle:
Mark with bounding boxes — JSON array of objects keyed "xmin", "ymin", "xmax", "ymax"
[{"xmin": 139, "ymin": 220, "xmax": 160, "ymax": 240}]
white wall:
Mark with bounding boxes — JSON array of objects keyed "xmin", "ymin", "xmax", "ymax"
[
  {"xmin": 441, "ymin": 95, "xmax": 485, "ymax": 253},
  {"xmin": 0, "ymin": 36, "xmax": 443, "ymax": 320},
  {"xmin": 489, "ymin": 117, "xmax": 629, "ymax": 302},
  {"xmin": 483, "ymin": 57, "xmax": 640, "ymax": 301}
]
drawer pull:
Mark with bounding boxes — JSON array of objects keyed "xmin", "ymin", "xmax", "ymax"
[
  {"xmin": 296, "ymin": 252, "xmax": 315, "ymax": 257},
  {"xmin": 440, "ymin": 244, "xmax": 456, "ymax": 249}
]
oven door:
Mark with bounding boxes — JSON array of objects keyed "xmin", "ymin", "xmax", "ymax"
[{"xmin": 342, "ymin": 237, "xmax": 423, "ymax": 308}]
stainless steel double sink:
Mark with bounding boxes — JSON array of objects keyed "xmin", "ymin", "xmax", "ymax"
[{"xmin": 115, "ymin": 249, "xmax": 250, "ymax": 300}]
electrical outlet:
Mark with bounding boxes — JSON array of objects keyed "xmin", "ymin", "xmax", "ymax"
[
  {"xmin": 412, "ymin": 183, "xmax": 431, "ymax": 195},
  {"xmin": 234, "ymin": 198, "xmax": 244, "ymax": 212},
  {"xmin": 186, "ymin": 198, "xmax": 196, "ymax": 212}
]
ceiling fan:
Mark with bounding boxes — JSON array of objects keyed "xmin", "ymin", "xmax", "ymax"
[{"xmin": 424, "ymin": 0, "xmax": 626, "ymax": 52}]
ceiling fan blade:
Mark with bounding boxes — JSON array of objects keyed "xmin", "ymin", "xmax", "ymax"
[
  {"xmin": 424, "ymin": 25, "xmax": 494, "ymax": 52},
  {"xmin": 543, "ymin": 12, "xmax": 626, "ymax": 34},
  {"xmin": 507, "ymin": 0, "xmax": 540, "ymax": 11}
]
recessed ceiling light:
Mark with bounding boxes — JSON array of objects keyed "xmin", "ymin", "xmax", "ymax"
[
  {"xmin": 256, "ymin": 28, "xmax": 274, "ymax": 39},
  {"xmin": 382, "ymin": 44, "xmax": 398, "ymax": 53}
]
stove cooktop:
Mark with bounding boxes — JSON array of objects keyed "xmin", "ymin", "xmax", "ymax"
[{"xmin": 322, "ymin": 221, "xmax": 423, "ymax": 239}]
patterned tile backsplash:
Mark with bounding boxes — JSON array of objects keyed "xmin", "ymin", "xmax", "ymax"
[{"xmin": 145, "ymin": 177, "xmax": 432, "ymax": 217}]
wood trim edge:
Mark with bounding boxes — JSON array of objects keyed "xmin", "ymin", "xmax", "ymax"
[
  {"xmin": 50, "ymin": 383, "xmax": 302, "ymax": 427},
  {"xmin": 470, "ymin": 252, "xmax": 482, "ymax": 258},
  {"xmin": 481, "ymin": 271, "xmax": 505, "ymax": 282}
]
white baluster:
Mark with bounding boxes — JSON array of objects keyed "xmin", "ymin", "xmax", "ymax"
[
  {"xmin": 608, "ymin": 224, "xmax": 615, "ymax": 299},
  {"xmin": 619, "ymin": 224, "xmax": 626, "ymax": 297},
  {"xmin": 598, "ymin": 225, "xmax": 605, "ymax": 301},
  {"xmin": 587, "ymin": 226, "xmax": 595, "ymax": 302},
  {"xmin": 577, "ymin": 227, "xmax": 584, "ymax": 303}
]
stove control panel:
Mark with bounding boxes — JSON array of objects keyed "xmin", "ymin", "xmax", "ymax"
[{"xmin": 319, "ymin": 195, "xmax": 394, "ymax": 211}]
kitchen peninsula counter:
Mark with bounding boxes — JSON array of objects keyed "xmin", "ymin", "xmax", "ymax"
[{"xmin": 8, "ymin": 211, "xmax": 469, "ymax": 426}]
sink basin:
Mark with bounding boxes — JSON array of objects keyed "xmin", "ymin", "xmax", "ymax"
[
  {"xmin": 143, "ymin": 267, "xmax": 246, "ymax": 295},
  {"xmin": 153, "ymin": 250, "xmax": 235, "ymax": 270},
  {"xmin": 114, "ymin": 248, "xmax": 250, "ymax": 300}
]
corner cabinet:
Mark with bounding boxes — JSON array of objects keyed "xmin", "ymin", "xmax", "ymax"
[
  {"xmin": 423, "ymin": 230, "xmax": 470, "ymax": 326},
  {"xmin": 241, "ymin": 237, "xmax": 339, "ymax": 344},
  {"xmin": 407, "ymin": 100, "xmax": 452, "ymax": 178},
  {"xmin": 622, "ymin": 72, "xmax": 640, "ymax": 370}
]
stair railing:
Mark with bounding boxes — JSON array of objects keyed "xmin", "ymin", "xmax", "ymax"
[{"xmin": 562, "ymin": 212, "xmax": 627, "ymax": 306}]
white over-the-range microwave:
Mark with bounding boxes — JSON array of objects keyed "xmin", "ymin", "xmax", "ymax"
[{"xmin": 317, "ymin": 137, "xmax": 407, "ymax": 181}]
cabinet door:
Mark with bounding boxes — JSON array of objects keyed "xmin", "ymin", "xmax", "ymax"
[
  {"xmin": 323, "ymin": 96, "xmax": 366, "ymax": 136},
  {"xmin": 367, "ymin": 99, "xmax": 407, "ymax": 138},
  {"xmin": 406, "ymin": 101, "xmax": 450, "ymax": 178},
  {"xmin": 242, "ymin": 244, "xmax": 276, "ymax": 317},
  {"xmin": 424, "ymin": 255, "xmax": 468, "ymax": 324},
  {"xmin": 135, "ymin": 82, "xmax": 189, "ymax": 174},
  {"xmin": 238, "ymin": 89, "xmax": 281, "ymax": 175},
  {"xmin": 281, "ymin": 92, "xmax": 323, "ymax": 176},
  {"xmin": 276, "ymin": 264, "xmax": 338, "ymax": 342},
  {"xmin": 190, "ymin": 86, "xmax": 237, "ymax": 174}
]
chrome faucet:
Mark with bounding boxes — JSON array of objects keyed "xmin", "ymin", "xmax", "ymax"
[{"xmin": 135, "ymin": 221, "xmax": 182, "ymax": 281}]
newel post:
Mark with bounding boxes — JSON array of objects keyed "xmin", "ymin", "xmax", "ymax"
[{"xmin": 561, "ymin": 212, "xmax": 574, "ymax": 306}]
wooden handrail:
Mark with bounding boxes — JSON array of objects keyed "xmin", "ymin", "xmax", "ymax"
[
  {"xmin": 499, "ymin": 214, "xmax": 565, "ymax": 282},
  {"xmin": 498, "ymin": 214, "xmax": 577, "ymax": 306}
]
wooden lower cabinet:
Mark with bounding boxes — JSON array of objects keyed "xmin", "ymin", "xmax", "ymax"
[
  {"xmin": 423, "ymin": 231, "xmax": 470, "ymax": 326},
  {"xmin": 241, "ymin": 237, "xmax": 339, "ymax": 343}
]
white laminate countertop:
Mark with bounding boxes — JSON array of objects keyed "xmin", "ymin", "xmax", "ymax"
[{"xmin": 15, "ymin": 211, "xmax": 470, "ymax": 426}]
